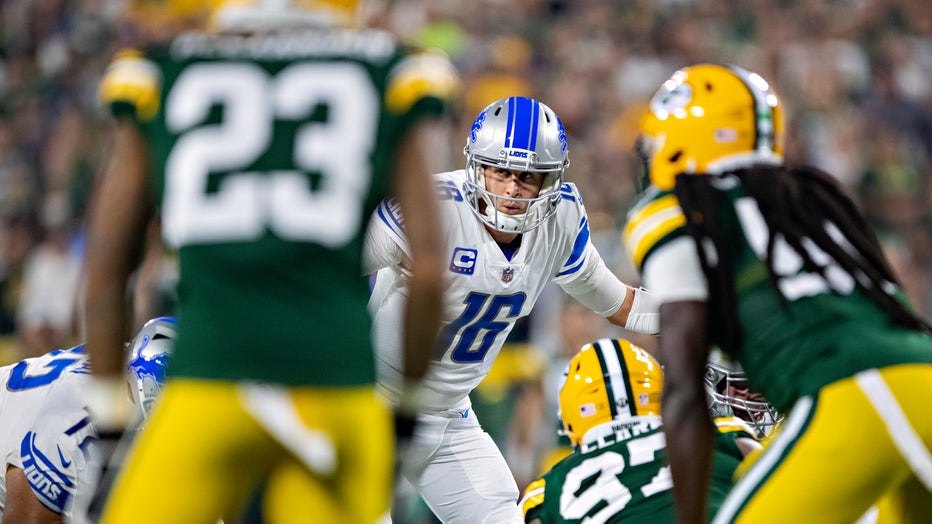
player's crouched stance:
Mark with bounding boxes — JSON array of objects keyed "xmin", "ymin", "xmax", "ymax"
[
  {"xmin": 0, "ymin": 317, "xmax": 174, "ymax": 524},
  {"xmin": 520, "ymin": 338, "xmax": 763, "ymax": 524}
]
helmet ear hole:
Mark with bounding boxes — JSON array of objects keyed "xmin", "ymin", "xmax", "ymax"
[{"xmin": 669, "ymin": 150, "xmax": 682, "ymax": 163}]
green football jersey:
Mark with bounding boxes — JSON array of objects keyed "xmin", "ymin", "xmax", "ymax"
[
  {"xmin": 521, "ymin": 418, "xmax": 675, "ymax": 523},
  {"xmin": 99, "ymin": 29, "xmax": 459, "ymax": 385},
  {"xmin": 709, "ymin": 415, "xmax": 759, "ymax": 518},
  {"xmin": 624, "ymin": 178, "xmax": 932, "ymax": 410},
  {"xmin": 521, "ymin": 417, "xmax": 753, "ymax": 523}
]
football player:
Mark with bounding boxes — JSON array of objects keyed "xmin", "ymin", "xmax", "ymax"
[
  {"xmin": 518, "ymin": 338, "xmax": 761, "ymax": 523},
  {"xmin": 365, "ymin": 96, "xmax": 660, "ymax": 523},
  {"xmin": 0, "ymin": 317, "xmax": 174, "ymax": 524},
  {"xmin": 622, "ymin": 63, "xmax": 932, "ymax": 523},
  {"xmin": 704, "ymin": 349, "xmax": 781, "ymax": 441},
  {"xmin": 84, "ymin": 1, "xmax": 459, "ymax": 523}
]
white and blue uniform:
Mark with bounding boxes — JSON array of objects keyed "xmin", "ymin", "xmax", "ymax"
[
  {"xmin": 365, "ymin": 169, "xmax": 628, "ymax": 523},
  {"xmin": 0, "ymin": 346, "xmax": 100, "ymax": 524}
]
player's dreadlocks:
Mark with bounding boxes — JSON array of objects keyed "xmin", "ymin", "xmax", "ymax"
[{"xmin": 675, "ymin": 163, "xmax": 931, "ymax": 354}]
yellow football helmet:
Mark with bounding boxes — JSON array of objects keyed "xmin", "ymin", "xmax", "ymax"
[
  {"xmin": 637, "ymin": 63, "xmax": 785, "ymax": 191},
  {"xmin": 559, "ymin": 338, "xmax": 663, "ymax": 447}
]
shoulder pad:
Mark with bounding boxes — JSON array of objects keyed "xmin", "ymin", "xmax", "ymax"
[
  {"xmin": 622, "ymin": 187, "xmax": 686, "ymax": 270},
  {"xmin": 386, "ymin": 50, "xmax": 460, "ymax": 115},
  {"xmin": 98, "ymin": 49, "xmax": 162, "ymax": 122}
]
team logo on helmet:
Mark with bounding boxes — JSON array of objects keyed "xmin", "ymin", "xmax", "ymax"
[
  {"xmin": 650, "ymin": 82, "xmax": 693, "ymax": 117},
  {"xmin": 469, "ymin": 108, "xmax": 488, "ymax": 143},
  {"xmin": 557, "ymin": 118, "xmax": 568, "ymax": 155}
]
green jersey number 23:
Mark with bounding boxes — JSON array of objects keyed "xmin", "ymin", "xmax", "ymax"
[{"xmin": 162, "ymin": 61, "xmax": 377, "ymax": 248}]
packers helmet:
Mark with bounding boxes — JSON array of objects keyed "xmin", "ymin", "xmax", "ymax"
[
  {"xmin": 637, "ymin": 63, "xmax": 785, "ymax": 191},
  {"xmin": 559, "ymin": 338, "xmax": 663, "ymax": 447}
]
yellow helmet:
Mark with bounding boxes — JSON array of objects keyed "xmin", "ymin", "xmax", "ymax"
[
  {"xmin": 559, "ymin": 338, "xmax": 663, "ymax": 447},
  {"xmin": 126, "ymin": 0, "xmax": 363, "ymax": 35},
  {"xmin": 637, "ymin": 63, "xmax": 785, "ymax": 191}
]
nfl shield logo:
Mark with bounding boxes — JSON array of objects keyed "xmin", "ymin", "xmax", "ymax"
[{"xmin": 502, "ymin": 268, "xmax": 514, "ymax": 283}]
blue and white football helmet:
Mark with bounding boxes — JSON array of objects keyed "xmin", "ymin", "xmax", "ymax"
[
  {"xmin": 125, "ymin": 316, "xmax": 176, "ymax": 420},
  {"xmin": 463, "ymin": 96, "xmax": 570, "ymax": 233}
]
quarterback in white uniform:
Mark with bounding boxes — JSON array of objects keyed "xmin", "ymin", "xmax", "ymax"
[
  {"xmin": 0, "ymin": 317, "xmax": 175, "ymax": 523},
  {"xmin": 365, "ymin": 96, "xmax": 659, "ymax": 523}
]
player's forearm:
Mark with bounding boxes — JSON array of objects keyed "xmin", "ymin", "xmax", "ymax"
[
  {"xmin": 84, "ymin": 120, "xmax": 152, "ymax": 376},
  {"xmin": 658, "ymin": 300, "xmax": 714, "ymax": 524},
  {"xmin": 402, "ymin": 270, "xmax": 443, "ymax": 381},
  {"xmin": 84, "ymin": 284, "xmax": 132, "ymax": 377},
  {"xmin": 394, "ymin": 120, "xmax": 444, "ymax": 382},
  {"xmin": 663, "ymin": 381, "xmax": 714, "ymax": 524}
]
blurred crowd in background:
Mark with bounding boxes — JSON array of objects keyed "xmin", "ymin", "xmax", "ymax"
[{"xmin": 0, "ymin": 0, "xmax": 930, "ymax": 518}]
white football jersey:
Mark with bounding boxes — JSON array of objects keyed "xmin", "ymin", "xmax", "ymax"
[
  {"xmin": 0, "ymin": 346, "xmax": 99, "ymax": 523},
  {"xmin": 365, "ymin": 169, "xmax": 623, "ymax": 412}
]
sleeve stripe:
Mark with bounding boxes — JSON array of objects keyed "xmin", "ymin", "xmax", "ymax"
[
  {"xmin": 519, "ymin": 480, "xmax": 546, "ymax": 515},
  {"xmin": 623, "ymin": 201, "xmax": 686, "ymax": 268},
  {"xmin": 556, "ymin": 217, "xmax": 589, "ymax": 277},
  {"xmin": 375, "ymin": 199, "xmax": 411, "ymax": 257},
  {"xmin": 714, "ymin": 416, "xmax": 757, "ymax": 437},
  {"xmin": 376, "ymin": 200, "xmax": 403, "ymax": 235}
]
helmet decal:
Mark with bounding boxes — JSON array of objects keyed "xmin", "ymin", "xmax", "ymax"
[
  {"xmin": 125, "ymin": 316, "xmax": 177, "ymax": 421},
  {"xmin": 650, "ymin": 81, "xmax": 693, "ymax": 118},
  {"xmin": 557, "ymin": 118, "xmax": 568, "ymax": 155},
  {"xmin": 469, "ymin": 107, "xmax": 488, "ymax": 144}
]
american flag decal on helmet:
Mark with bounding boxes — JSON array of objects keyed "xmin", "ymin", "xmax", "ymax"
[{"xmin": 502, "ymin": 268, "xmax": 514, "ymax": 282}]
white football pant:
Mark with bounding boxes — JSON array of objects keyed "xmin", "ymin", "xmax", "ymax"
[{"xmin": 399, "ymin": 401, "xmax": 523, "ymax": 524}]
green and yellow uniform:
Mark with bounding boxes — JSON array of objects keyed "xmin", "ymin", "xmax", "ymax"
[
  {"xmin": 623, "ymin": 172, "xmax": 932, "ymax": 523},
  {"xmin": 97, "ymin": 26, "xmax": 458, "ymax": 524},
  {"xmin": 100, "ymin": 29, "xmax": 457, "ymax": 386},
  {"xmin": 519, "ymin": 417, "xmax": 758, "ymax": 523}
]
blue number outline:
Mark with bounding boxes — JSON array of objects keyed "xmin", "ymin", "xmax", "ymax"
[
  {"xmin": 437, "ymin": 292, "xmax": 527, "ymax": 363},
  {"xmin": 7, "ymin": 356, "xmax": 81, "ymax": 391}
]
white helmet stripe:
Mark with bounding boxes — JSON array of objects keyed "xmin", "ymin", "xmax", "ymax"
[
  {"xmin": 726, "ymin": 64, "xmax": 775, "ymax": 155},
  {"xmin": 592, "ymin": 338, "xmax": 630, "ymax": 419}
]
